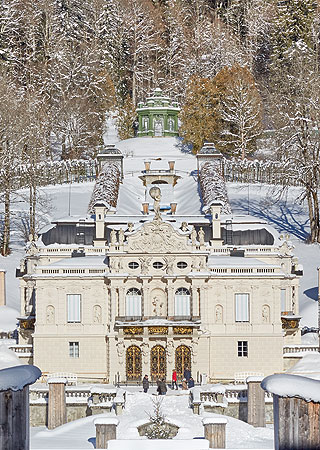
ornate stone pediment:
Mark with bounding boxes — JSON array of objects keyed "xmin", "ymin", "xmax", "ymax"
[{"xmin": 126, "ymin": 219, "xmax": 189, "ymax": 253}]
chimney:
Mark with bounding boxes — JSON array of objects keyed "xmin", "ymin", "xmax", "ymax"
[
  {"xmin": 144, "ymin": 161, "xmax": 151, "ymax": 172},
  {"xmin": 168, "ymin": 160, "xmax": 175, "ymax": 172},
  {"xmin": 142, "ymin": 202, "xmax": 149, "ymax": 215},
  {"xmin": 210, "ymin": 203, "xmax": 222, "ymax": 240},
  {"xmin": 94, "ymin": 205, "xmax": 106, "ymax": 240},
  {"xmin": 170, "ymin": 202, "xmax": 177, "ymax": 215}
]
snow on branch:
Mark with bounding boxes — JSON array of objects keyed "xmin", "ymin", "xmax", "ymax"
[
  {"xmin": 88, "ymin": 163, "xmax": 120, "ymax": 214},
  {"xmin": 200, "ymin": 161, "xmax": 232, "ymax": 214}
]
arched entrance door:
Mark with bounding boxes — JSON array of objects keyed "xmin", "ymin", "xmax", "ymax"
[
  {"xmin": 150, "ymin": 345, "xmax": 166, "ymax": 381},
  {"xmin": 126, "ymin": 345, "xmax": 142, "ymax": 381},
  {"xmin": 175, "ymin": 345, "xmax": 191, "ymax": 380}
]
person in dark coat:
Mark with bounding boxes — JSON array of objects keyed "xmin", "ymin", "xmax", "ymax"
[
  {"xmin": 188, "ymin": 377, "xmax": 194, "ymax": 388},
  {"xmin": 156, "ymin": 378, "xmax": 161, "ymax": 395},
  {"xmin": 183, "ymin": 367, "xmax": 191, "ymax": 382},
  {"xmin": 142, "ymin": 375, "xmax": 149, "ymax": 393},
  {"xmin": 159, "ymin": 378, "xmax": 167, "ymax": 395}
]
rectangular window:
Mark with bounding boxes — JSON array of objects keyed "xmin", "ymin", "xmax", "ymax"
[
  {"xmin": 126, "ymin": 295, "xmax": 142, "ymax": 317},
  {"xmin": 67, "ymin": 294, "xmax": 81, "ymax": 322},
  {"xmin": 69, "ymin": 342, "xmax": 79, "ymax": 358},
  {"xmin": 235, "ymin": 293, "xmax": 249, "ymax": 322},
  {"xmin": 281, "ymin": 289, "xmax": 286, "ymax": 312},
  {"xmin": 238, "ymin": 341, "xmax": 248, "ymax": 357},
  {"xmin": 175, "ymin": 296, "xmax": 191, "ymax": 317}
]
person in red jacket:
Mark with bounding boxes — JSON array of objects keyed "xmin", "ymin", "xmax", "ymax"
[{"xmin": 172, "ymin": 368, "xmax": 178, "ymax": 390}]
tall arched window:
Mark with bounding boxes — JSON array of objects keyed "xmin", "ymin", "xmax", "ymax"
[
  {"xmin": 174, "ymin": 288, "xmax": 191, "ymax": 317},
  {"xmin": 126, "ymin": 288, "xmax": 142, "ymax": 318}
]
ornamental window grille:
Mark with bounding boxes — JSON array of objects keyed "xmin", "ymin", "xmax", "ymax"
[
  {"xmin": 175, "ymin": 345, "xmax": 191, "ymax": 380},
  {"xmin": 126, "ymin": 345, "xmax": 142, "ymax": 380},
  {"xmin": 126, "ymin": 288, "xmax": 142, "ymax": 317},
  {"xmin": 150, "ymin": 345, "xmax": 166, "ymax": 381},
  {"xmin": 69, "ymin": 341, "xmax": 79, "ymax": 358},
  {"xmin": 235, "ymin": 293, "xmax": 249, "ymax": 322},
  {"xmin": 67, "ymin": 294, "xmax": 81, "ymax": 322},
  {"xmin": 174, "ymin": 288, "xmax": 191, "ymax": 317}
]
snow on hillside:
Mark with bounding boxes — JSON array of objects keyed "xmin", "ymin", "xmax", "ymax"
[{"xmin": 0, "ymin": 137, "xmax": 319, "ymax": 334}]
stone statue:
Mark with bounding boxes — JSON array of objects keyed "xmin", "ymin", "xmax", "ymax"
[
  {"xmin": 262, "ymin": 305, "xmax": 270, "ymax": 323},
  {"xmin": 140, "ymin": 342, "xmax": 149, "ymax": 365},
  {"xmin": 93, "ymin": 305, "xmax": 102, "ymax": 323},
  {"xmin": 139, "ymin": 257, "xmax": 151, "ymax": 275},
  {"xmin": 118, "ymin": 228, "xmax": 124, "ymax": 245},
  {"xmin": 128, "ymin": 223, "xmax": 134, "ymax": 232},
  {"xmin": 152, "ymin": 295, "xmax": 165, "ymax": 316},
  {"xmin": 149, "ymin": 186, "xmax": 162, "ymax": 220},
  {"xmin": 181, "ymin": 222, "xmax": 188, "ymax": 232},
  {"xmin": 166, "ymin": 340, "xmax": 174, "ymax": 364},
  {"xmin": 46, "ymin": 305, "xmax": 55, "ymax": 324},
  {"xmin": 191, "ymin": 227, "xmax": 197, "ymax": 246},
  {"xmin": 110, "ymin": 229, "xmax": 117, "ymax": 245},
  {"xmin": 198, "ymin": 227, "xmax": 205, "ymax": 246},
  {"xmin": 215, "ymin": 305, "xmax": 223, "ymax": 323},
  {"xmin": 165, "ymin": 256, "xmax": 175, "ymax": 275},
  {"xmin": 116, "ymin": 340, "xmax": 125, "ymax": 364}
]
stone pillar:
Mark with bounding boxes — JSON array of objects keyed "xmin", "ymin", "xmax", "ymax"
[
  {"xmin": 0, "ymin": 270, "xmax": 6, "ymax": 306},
  {"xmin": 247, "ymin": 376, "xmax": 265, "ymax": 427},
  {"xmin": 119, "ymin": 287, "xmax": 125, "ymax": 318},
  {"xmin": 167, "ymin": 279, "xmax": 174, "ymax": 318},
  {"xmin": 95, "ymin": 418, "xmax": 119, "ymax": 449},
  {"xmin": 114, "ymin": 397, "xmax": 125, "ymax": 415},
  {"xmin": 48, "ymin": 378, "xmax": 67, "ymax": 430},
  {"xmin": 192, "ymin": 286, "xmax": 200, "ymax": 318},
  {"xmin": 203, "ymin": 418, "xmax": 227, "ymax": 449},
  {"xmin": 0, "ymin": 386, "xmax": 29, "ymax": 450}
]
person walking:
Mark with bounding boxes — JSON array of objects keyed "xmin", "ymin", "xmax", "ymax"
[
  {"xmin": 184, "ymin": 366, "xmax": 191, "ymax": 382},
  {"xmin": 188, "ymin": 377, "xmax": 194, "ymax": 388},
  {"xmin": 142, "ymin": 374, "xmax": 149, "ymax": 393},
  {"xmin": 172, "ymin": 369, "xmax": 178, "ymax": 390},
  {"xmin": 159, "ymin": 378, "xmax": 167, "ymax": 395}
]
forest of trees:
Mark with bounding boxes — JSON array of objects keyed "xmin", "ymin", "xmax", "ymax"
[{"xmin": 1, "ymin": 0, "xmax": 320, "ymax": 252}]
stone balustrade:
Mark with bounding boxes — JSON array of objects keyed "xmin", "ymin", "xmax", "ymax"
[{"xmin": 283, "ymin": 345, "xmax": 319, "ymax": 354}]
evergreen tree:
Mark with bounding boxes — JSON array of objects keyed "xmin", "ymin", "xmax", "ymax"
[
  {"xmin": 145, "ymin": 398, "xmax": 170, "ymax": 440},
  {"xmin": 116, "ymin": 95, "xmax": 137, "ymax": 140},
  {"xmin": 212, "ymin": 64, "xmax": 263, "ymax": 159}
]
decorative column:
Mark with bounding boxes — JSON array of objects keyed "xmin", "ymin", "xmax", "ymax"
[
  {"xmin": 141, "ymin": 277, "xmax": 150, "ymax": 318},
  {"xmin": 95, "ymin": 418, "xmax": 119, "ymax": 449},
  {"xmin": 48, "ymin": 378, "xmax": 67, "ymax": 430},
  {"xmin": 119, "ymin": 287, "xmax": 125, "ymax": 318},
  {"xmin": 247, "ymin": 376, "xmax": 265, "ymax": 427},
  {"xmin": 203, "ymin": 418, "xmax": 227, "ymax": 449},
  {"xmin": 167, "ymin": 279, "xmax": 174, "ymax": 319}
]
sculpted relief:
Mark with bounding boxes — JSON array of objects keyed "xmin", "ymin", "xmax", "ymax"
[{"xmin": 126, "ymin": 220, "xmax": 189, "ymax": 254}]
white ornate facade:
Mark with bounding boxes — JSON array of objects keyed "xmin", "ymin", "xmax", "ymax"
[{"xmin": 18, "ymin": 143, "xmax": 302, "ymax": 383}]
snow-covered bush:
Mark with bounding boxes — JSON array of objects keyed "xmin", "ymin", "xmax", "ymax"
[
  {"xmin": 88, "ymin": 163, "xmax": 120, "ymax": 214},
  {"xmin": 200, "ymin": 161, "xmax": 232, "ymax": 214}
]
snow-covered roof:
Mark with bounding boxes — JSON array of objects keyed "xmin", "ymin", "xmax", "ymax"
[
  {"xmin": 0, "ymin": 365, "xmax": 41, "ymax": 392},
  {"xmin": 261, "ymin": 374, "xmax": 320, "ymax": 403},
  {"xmin": 207, "ymin": 256, "xmax": 280, "ymax": 268},
  {"xmin": 286, "ymin": 353, "xmax": 320, "ymax": 380}
]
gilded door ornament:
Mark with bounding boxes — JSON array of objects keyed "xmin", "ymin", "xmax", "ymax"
[
  {"xmin": 175, "ymin": 345, "xmax": 191, "ymax": 380},
  {"xmin": 149, "ymin": 327, "xmax": 168, "ymax": 335},
  {"xmin": 126, "ymin": 345, "xmax": 142, "ymax": 381},
  {"xmin": 150, "ymin": 345, "xmax": 166, "ymax": 381},
  {"xmin": 124, "ymin": 327, "xmax": 143, "ymax": 335}
]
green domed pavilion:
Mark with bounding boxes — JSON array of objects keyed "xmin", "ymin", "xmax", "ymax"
[{"xmin": 136, "ymin": 88, "xmax": 180, "ymax": 137}]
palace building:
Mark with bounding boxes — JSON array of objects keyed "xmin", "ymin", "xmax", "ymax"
[{"xmin": 17, "ymin": 140, "xmax": 302, "ymax": 383}]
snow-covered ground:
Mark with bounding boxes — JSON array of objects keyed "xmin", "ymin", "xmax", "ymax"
[{"xmin": 30, "ymin": 387, "xmax": 274, "ymax": 449}]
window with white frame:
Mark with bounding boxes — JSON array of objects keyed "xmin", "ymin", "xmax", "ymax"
[
  {"xmin": 238, "ymin": 341, "xmax": 248, "ymax": 357},
  {"xmin": 235, "ymin": 293, "xmax": 249, "ymax": 322},
  {"xmin": 67, "ymin": 294, "xmax": 81, "ymax": 322},
  {"xmin": 174, "ymin": 288, "xmax": 191, "ymax": 317},
  {"xmin": 69, "ymin": 341, "xmax": 79, "ymax": 358},
  {"xmin": 125, "ymin": 288, "xmax": 142, "ymax": 317}
]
